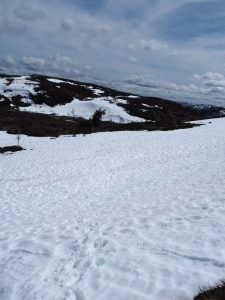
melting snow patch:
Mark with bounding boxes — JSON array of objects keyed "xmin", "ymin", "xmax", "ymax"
[
  {"xmin": 154, "ymin": 105, "xmax": 163, "ymax": 109},
  {"xmin": 0, "ymin": 76, "xmax": 38, "ymax": 99},
  {"xmin": 88, "ymin": 86, "xmax": 104, "ymax": 95},
  {"xmin": 128, "ymin": 95, "xmax": 140, "ymax": 98},
  {"xmin": 143, "ymin": 104, "xmax": 163, "ymax": 110},
  {"xmin": 116, "ymin": 99, "xmax": 128, "ymax": 105},
  {"xmin": 20, "ymin": 98, "xmax": 33, "ymax": 104},
  {"xmin": 47, "ymin": 78, "xmax": 76, "ymax": 85}
]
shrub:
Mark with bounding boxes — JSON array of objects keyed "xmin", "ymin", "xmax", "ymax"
[
  {"xmin": 78, "ymin": 118, "xmax": 93, "ymax": 128},
  {"xmin": 91, "ymin": 108, "xmax": 106, "ymax": 125}
]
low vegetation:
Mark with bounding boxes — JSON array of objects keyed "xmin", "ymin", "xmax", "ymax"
[
  {"xmin": 0, "ymin": 145, "xmax": 24, "ymax": 154},
  {"xmin": 194, "ymin": 281, "xmax": 225, "ymax": 300},
  {"xmin": 0, "ymin": 107, "xmax": 198, "ymax": 137}
]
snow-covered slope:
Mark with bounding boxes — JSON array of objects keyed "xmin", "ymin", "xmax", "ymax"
[{"xmin": 1, "ymin": 118, "xmax": 225, "ymax": 300}]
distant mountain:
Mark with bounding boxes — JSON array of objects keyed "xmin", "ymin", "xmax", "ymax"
[{"xmin": 0, "ymin": 74, "xmax": 224, "ymax": 136}]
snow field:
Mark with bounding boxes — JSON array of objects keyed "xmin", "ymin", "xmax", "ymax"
[{"xmin": 0, "ymin": 118, "xmax": 225, "ymax": 300}]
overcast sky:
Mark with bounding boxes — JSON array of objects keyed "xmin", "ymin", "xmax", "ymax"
[{"xmin": 1, "ymin": 0, "xmax": 225, "ymax": 105}]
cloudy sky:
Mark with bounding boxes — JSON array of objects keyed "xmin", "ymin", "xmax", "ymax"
[{"xmin": 1, "ymin": 0, "xmax": 225, "ymax": 105}]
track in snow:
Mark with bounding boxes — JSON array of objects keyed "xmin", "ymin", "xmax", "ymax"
[{"xmin": 0, "ymin": 118, "xmax": 225, "ymax": 300}]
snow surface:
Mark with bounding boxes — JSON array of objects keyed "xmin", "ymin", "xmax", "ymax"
[
  {"xmin": 21, "ymin": 97, "xmax": 145, "ymax": 123},
  {"xmin": 0, "ymin": 118, "xmax": 225, "ymax": 300}
]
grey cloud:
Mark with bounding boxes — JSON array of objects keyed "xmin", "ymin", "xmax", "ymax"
[
  {"xmin": 0, "ymin": 55, "xmax": 18, "ymax": 74},
  {"xmin": 124, "ymin": 74, "xmax": 195, "ymax": 93},
  {"xmin": 22, "ymin": 57, "xmax": 45, "ymax": 70},
  {"xmin": 0, "ymin": 17, "xmax": 25, "ymax": 32},
  {"xmin": 14, "ymin": 5, "xmax": 45, "ymax": 21},
  {"xmin": 61, "ymin": 18, "xmax": 75, "ymax": 31},
  {"xmin": 0, "ymin": 55, "xmax": 17, "ymax": 73},
  {"xmin": 78, "ymin": 21, "xmax": 111, "ymax": 37},
  {"xmin": 127, "ymin": 44, "xmax": 136, "ymax": 51},
  {"xmin": 123, "ymin": 73, "xmax": 225, "ymax": 105},
  {"xmin": 128, "ymin": 56, "xmax": 138, "ymax": 63},
  {"xmin": 2, "ymin": 55, "xmax": 16, "ymax": 66},
  {"xmin": 140, "ymin": 39, "xmax": 168, "ymax": 51},
  {"xmin": 193, "ymin": 72, "xmax": 225, "ymax": 90},
  {"xmin": 193, "ymin": 72, "xmax": 225, "ymax": 81},
  {"xmin": 20, "ymin": 55, "xmax": 91, "ymax": 78}
]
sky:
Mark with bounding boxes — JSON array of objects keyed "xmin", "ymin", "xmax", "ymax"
[{"xmin": 1, "ymin": 0, "xmax": 225, "ymax": 105}]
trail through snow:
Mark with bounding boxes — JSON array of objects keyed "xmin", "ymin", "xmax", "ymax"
[{"xmin": 0, "ymin": 119, "xmax": 225, "ymax": 300}]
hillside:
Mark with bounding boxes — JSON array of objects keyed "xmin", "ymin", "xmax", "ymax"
[{"xmin": 1, "ymin": 74, "xmax": 224, "ymax": 137}]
